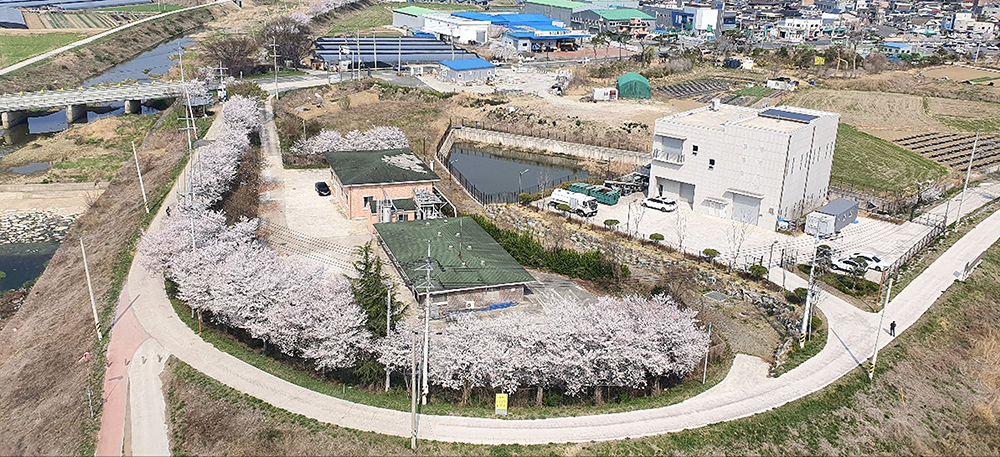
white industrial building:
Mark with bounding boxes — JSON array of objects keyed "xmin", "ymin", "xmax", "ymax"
[
  {"xmin": 422, "ymin": 13, "xmax": 491, "ymax": 44},
  {"xmin": 647, "ymin": 101, "xmax": 840, "ymax": 229},
  {"xmin": 392, "ymin": 6, "xmax": 435, "ymax": 31}
]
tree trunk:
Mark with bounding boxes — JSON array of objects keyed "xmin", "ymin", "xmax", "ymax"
[
  {"xmin": 536, "ymin": 386, "xmax": 543, "ymax": 407},
  {"xmin": 594, "ymin": 386, "xmax": 604, "ymax": 405},
  {"xmin": 652, "ymin": 376, "xmax": 661, "ymax": 396},
  {"xmin": 461, "ymin": 384, "xmax": 471, "ymax": 406}
]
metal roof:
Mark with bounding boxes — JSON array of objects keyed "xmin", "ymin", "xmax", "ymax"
[
  {"xmin": 525, "ymin": 0, "xmax": 588, "ymax": 8},
  {"xmin": 592, "ymin": 8, "xmax": 654, "ymax": 20},
  {"xmin": 450, "ymin": 11, "xmax": 496, "ymax": 22},
  {"xmin": 0, "ymin": 6, "xmax": 26, "ymax": 28},
  {"xmin": 815, "ymin": 198, "xmax": 857, "ymax": 217},
  {"xmin": 759, "ymin": 108, "xmax": 820, "ymax": 124},
  {"xmin": 440, "ymin": 57, "xmax": 496, "ymax": 71},
  {"xmin": 393, "ymin": 6, "xmax": 435, "ymax": 16},
  {"xmin": 324, "ymin": 149, "xmax": 440, "ymax": 187},
  {"xmin": 375, "ymin": 216, "xmax": 535, "ymax": 294}
]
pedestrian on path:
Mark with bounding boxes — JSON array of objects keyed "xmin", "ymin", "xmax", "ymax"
[
  {"xmin": 889, "ymin": 321, "xmax": 896, "ymax": 337},
  {"xmin": 165, "ymin": 206, "xmax": 171, "ymax": 217}
]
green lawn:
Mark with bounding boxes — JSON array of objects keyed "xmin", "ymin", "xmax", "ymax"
[
  {"xmin": 326, "ymin": 3, "xmax": 489, "ymax": 35},
  {"xmin": 0, "ymin": 32, "xmax": 86, "ymax": 68},
  {"xmin": 831, "ymin": 124, "xmax": 949, "ymax": 195},
  {"xmin": 935, "ymin": 116, "xmax": 1000, "ymax": 133},
  {"xmin": 96, "ymin": 3, "xmax": 184, "ymax": 12},
  {"xmin": 735, "ymin": 86, "xmax": 774, "ymax": 97}
]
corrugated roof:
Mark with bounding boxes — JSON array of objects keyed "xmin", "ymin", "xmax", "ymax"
[
  {"xmin": 450, "ymin": 11, "xmax": 496, "ymax": 22},
  {"xmin": 525, "ymin": 0, "xmax": 587, "ymax": 8},
  {"xmin": 394, "ymin": 6, "xmax": 435, "ymax": 16},
  {"xmin": 324, "ymin": 149, "xmax": 439, "ymax": 186},
  {"xmin": 593, "ymin": 8, "xmax": 654, "ymax": 20},
  {"xmin": 440, "ymin": 57, "xmax": 496, "ymax": 71},
  {"xmin": 0, "ymin": 6, "xmax": 26, "ymax": 28},
  {"xmin": 493, "ymin": 13, "xmax": 555, "ymax": 24},
  {"xmin": 376, "ymin": 216, "xmax": 535, "ymax": 293}
]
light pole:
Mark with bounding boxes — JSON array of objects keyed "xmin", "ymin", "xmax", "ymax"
[
  {"xmin": 767, "ymin": 240, "xmax": 778, "ymax": 270},
  {"xmin": 518, "ymin": 168, "xmax": 529, "ymax": 198},
  {"xmin": 955, "ymin": 131, "xmax": 981, "ymax": 226}
]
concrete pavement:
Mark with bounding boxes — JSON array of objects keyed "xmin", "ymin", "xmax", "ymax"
[{"xmin": 127, "ymin": 338, "xmax": 170, "ymax": 456}]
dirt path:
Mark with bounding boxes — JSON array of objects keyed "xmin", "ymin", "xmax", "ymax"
[{"xmin": 0, "ymin": 183, "xmax": 107, "ymax": 214}]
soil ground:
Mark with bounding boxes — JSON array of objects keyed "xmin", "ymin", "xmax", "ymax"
[
  {"xmin": 921, "ymin": 65, "xmax": 1000, "ymax": 81},
  {"xmin": 0, "ymin": 103, "xmax": 192, "ymax": 454},
  {"xmin": 163, "ymin": 237, "xmax": 1000, "ymax": 456}
]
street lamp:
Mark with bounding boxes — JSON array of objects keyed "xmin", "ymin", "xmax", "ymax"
[{"xmin": 518, "ymin": 168, "xmax": 530, "ymax": 199}]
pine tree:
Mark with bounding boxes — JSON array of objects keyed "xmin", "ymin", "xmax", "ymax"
[{"xmin": 350, "ymin": 241, "xmax": 406, "ymax": 338}]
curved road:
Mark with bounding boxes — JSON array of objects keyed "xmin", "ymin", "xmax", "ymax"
[{"xmin": 117, "ymin": 109, "xmax": 1000, "ymax": 445}]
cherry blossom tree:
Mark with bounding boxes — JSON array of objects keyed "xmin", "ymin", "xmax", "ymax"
[{"xmin": 292, "ymin": 126, "xmax": 409, "ymax": 155}]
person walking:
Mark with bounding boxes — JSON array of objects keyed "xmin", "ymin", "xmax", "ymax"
[{"xmin": 889, "ymin": 321, "xmax": 896, "ymax": 337}]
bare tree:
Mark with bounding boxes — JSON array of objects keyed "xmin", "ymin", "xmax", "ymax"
[
  {"xmin": 675, "ymin": 210, "xmax": 687, "ymax": 254},
  {"xmin": 260, "ymin": 15, "xmax": 313, "ymax": 67},
  {"xmin": 726, "ymin": 213, "xmax": 753, "ymax": 271},
  {"xmin": 203, "ymin": 35, "xmax": 260, "ymax": 77}
]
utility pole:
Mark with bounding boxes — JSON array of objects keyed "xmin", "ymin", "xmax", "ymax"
[
  {"xmin": 356, "ymin": 32, "xmax": 361, "ymax": 80},
  {"xmin": 373, "ymin": 30, "xmax": 378, "ymax": 74},
  {"xmin": 870, "ymin": 277, "xmax": 894, "ymax": 381},
  {"xmin": 215, "ymin": 60, "xmax": 228, "ymax": 100},
  {"xmin": 269, "ymin": 36, "xmax": 280, "ymax": 100},
  {"xmin": 410, "ymin": 331, "xmax": 418, "ymax": 449},
  {"xmin": 415, "ymin": 241, "xmax": 434, "ymax": 406},
  {"xmin": 131, "ymin": 141, "xmax": 149, "ymax": 214},
  {"xmin": 80, "ymin": 237, "xmax": 102, "ymax": 341},
  {"xmin": 701, "ymin": 322, "xmax": 712, "ymax": 384},
  {"xmin": 799, "ymin": 235, "xmax": 821, "ymax": 348},
  {"xmin": 956, "ymin": 131, "xmax": 980, "ymax": 226}
]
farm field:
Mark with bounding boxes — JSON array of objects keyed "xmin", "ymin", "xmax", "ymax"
[
  {"xmin": 831, "ymin": 124, "xmax": 949, "ymax": 194},
  {"xmin": 326, "ymin": 2, "xmax": 493, "ymax": 35},
  {"xmin": 787, "ymin": 89, "xmax": 948, "ymax": 138},
  {"xmin": 96, "ymin": 3, "xmax": 183, "ymax": 12},
  {"xmin": 0, "ymin": 32, "xmax": 87, "ymax": 68},
  {"xmin": 921, "ymin": 65, "xmax": 1000, "ymax": 82}
]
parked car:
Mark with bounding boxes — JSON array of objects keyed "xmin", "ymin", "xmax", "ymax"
[
  {"xmin": 315, "ymin": 181, "xmax": 331, "ymax": 196},
  {"xmin": 832, "ymin": 257, "xmax": 867, "ymax": 273},
  {"xmin": 849, "ymin": 252, "xmax": 886, "ymax": 271},
  {"xmin": 642, "ymin": 196, "xmax": 678, "ymax": 212}
]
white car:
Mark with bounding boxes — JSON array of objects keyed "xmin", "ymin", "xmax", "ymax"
[
  {"xmin": 849, "ymin": 252, "xmax": 886, "ymax": 271},
  {"xmin": 642, "ymin": 196, "xmax": 678, "ymax": 212},
  {"xmin": 832, "ymin": 257, "xmax": 868, "ymax": 273}
]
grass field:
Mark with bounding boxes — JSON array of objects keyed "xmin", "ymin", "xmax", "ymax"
[
  {"xmin": 165, "ymin": 236, "xmax": 1000, "ymax": 455},
  {"xmin": 935, "ymin": 116, "xmax": 1000, "ymax": 133},
  {"xmin": 0, "ymin": 32, "xmax": 86, "ymax": 68},
  {"xmin": 96, "ymin": 3, "xmax": 183, "ymax": 12},
  {"xmin": 831, "ymin": 124, "xmax": 949, "ymax": 194},
  {"xmin": 735, "ymin": 86, "xmax": 774, "ymax": 97},
  {"xmin": 326, "ymin": 2, "xmax": 489, "ymax": 35}
]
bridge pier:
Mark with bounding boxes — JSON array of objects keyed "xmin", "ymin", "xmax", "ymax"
[
  {"xmin": 125, "ymin": 99, "xmax": 142, "ymax": 114},
  {"xmin": 66, "ymin": 104, "xmax": 87, "ymax": 124},
  {"xmin": 66, "ymin": 104, "xmax": 88, "ymax": 124},
  {"xmin": 1, "ymin": 110, "xmax": 27, "ymax": 129}
]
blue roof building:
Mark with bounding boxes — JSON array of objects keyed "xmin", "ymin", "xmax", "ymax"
[{"xmin": 438, "ymin": 58, "xmax": 498, "ymax": 83}]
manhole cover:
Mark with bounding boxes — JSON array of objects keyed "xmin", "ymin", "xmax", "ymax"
[{"xmin": 704, "ymin": 291, "xmax": 728, "ymax": 302}]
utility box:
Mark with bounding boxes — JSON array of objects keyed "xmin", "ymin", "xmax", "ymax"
[
  {"xmin": 804, "ymin": 198, "xmax": 858, "ymax": 236},
  {"xmin": 592, "ymin": 88, "xmax": 618, "ymax": 101}
]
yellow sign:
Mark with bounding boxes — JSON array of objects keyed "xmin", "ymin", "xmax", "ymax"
[
  {"xmin": 495, "ymin": 393, "xmax": 508, "ymax": 416},
  {"xmin": 814, "ymin": 56, "xmax": 826, "ymax": 66}
]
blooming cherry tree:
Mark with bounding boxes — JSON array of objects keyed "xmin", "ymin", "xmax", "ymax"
[{"xmin": 292, "ymin": 126, "xmax": 409, "ymax": 155}]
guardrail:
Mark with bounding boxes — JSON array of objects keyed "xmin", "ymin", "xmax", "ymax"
[{"xmin": 0, "ymin": 82, "xmax": 200, "ymax": 111}]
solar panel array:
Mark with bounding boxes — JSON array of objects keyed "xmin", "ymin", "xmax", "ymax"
[
  {"xmin": 758, "ymin": 108, "xmax": 820, "ymax": 124},
  {"xmin": 0, "ymin": 0, "xmax": 151, "ymax": 10}
]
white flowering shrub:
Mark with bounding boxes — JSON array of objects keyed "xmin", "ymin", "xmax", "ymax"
[{"xmin": 292, "ymin": 126, "xmax": 409, "ymax": 155}]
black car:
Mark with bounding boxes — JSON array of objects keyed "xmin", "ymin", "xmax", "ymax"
[{"xmin": 315, "ymin": 181, "xmax": 331, "ymax": 196}]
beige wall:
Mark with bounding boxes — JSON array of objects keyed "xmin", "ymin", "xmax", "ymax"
[{"xmin": 329, "ymin": 171, "xmax": 435, "ymax": 223}]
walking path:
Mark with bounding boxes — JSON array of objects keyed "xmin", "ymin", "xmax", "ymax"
[{"xmin": 109, "ymin": 102, "xmax": 1000, "ymax": 446}]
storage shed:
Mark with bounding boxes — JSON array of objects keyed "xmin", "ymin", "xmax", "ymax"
[
  {"xmin": 804, "ymin": 198, "xmax": 857, "ymax": 237},
  {"xmin": 438, "ymin": 57, "xmax": 497, "ymax": 83},
  {"xmin": 616, "ymin": 72, "xmax": 651, "ymax": 99}
]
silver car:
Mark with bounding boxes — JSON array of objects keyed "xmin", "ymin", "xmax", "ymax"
[{"xmin": 642, "ymin": 196, "xmax": 678, "ymax": 212}]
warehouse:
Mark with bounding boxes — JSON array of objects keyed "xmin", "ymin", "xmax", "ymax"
[
  {"xmin": 312, "ymin": 36, "xmax": 476, "ymax": 69},
  {"xmin": 572, "ymin": 8, "xmax": 654, "ymax": 37},
  {"xmin": 522, "ymin": 0, "xmax": 588, "ymax": 25},
  {"xmin": 438, "ymin": 57, "xmax": 497, "ymax": 83},
  {"xmin": 392, "ymin": 6, "xmax": 435, "ymax": 31},
  {"xmin": 422, "ymin": 12, "xmax": 490, "ymax": 44},
  {"xmin": 375, "ymin": 216, "xmax": 535, "ymax": 315}
]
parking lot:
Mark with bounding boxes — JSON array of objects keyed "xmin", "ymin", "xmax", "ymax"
[{"xmin": 541, "ymin": 191, "xmax": 938, "ymax": 281}]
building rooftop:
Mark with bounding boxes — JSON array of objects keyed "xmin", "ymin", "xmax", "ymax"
[
  {"xmin": 376, "ymin": 216, "xmax": 536, "ymax": 294},
  {"xmin": 394, "ymin": 6, "xmax": 436, "ymax": 16},
  {"xmin": 525, "ymin": 0, "xmax": 588, "ymax": 8},
  {"xmin": 324, "ymin": 149, "xmax": 439, "ymax": 187},
  {"xmin": 440, "ymin": 57, "xmax": 497, "ymax": 71},
  {"xmin": 592, "ymin": 8, "xmax": 654, "ymax": 20},
  {"xmin": 658, "ymin": 103, "xmax": 834, "ymax": 133}
]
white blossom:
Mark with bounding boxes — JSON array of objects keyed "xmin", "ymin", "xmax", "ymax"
[{"xmin": 292, "ymin": 126, "xmax": 409, "ymax": 155}]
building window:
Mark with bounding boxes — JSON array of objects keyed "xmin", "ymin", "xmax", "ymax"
[
  {"xmin": 708, "ymin": 158, "xmax": 715, "ymax": 170},
  {"xmin": 363, "ymin": 195, "xmax": 374, "ymax": 212},
  {"xmin": 397, "ymin": 214, "xmax": 408, "ymax": 222},
  {"xmin": 692, "ymin": 145, "xmax": 699, "ymax": 154}
]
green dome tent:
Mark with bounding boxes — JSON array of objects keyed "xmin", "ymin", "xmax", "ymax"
[{"xmin": 616, "ymin": 72, "xmax": 651, "ymax": 99}]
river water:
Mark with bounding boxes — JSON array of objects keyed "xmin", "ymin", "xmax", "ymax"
[
  {"xmin": 448, "ymin": 143, "xmax": 591, "ymax": 195},
  {"xmin": 0, "ymin": 243, "xmax": 59, "ymax": 291},
  {"xmin": 0, "ymin": 35, "xmax": 196, "ymax": 155}
]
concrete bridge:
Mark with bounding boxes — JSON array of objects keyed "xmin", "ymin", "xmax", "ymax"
[{"xmin": 0, "ymin": 81, "xmax": 202, "ymax": 129}]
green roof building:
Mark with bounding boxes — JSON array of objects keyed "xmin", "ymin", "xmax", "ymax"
[
  {"xmin": 323, "ymin": 148, "xmax": 442, "ymax": 225},
  {"xmin": 524, "ymin": 0, "xmax": 590, "ymax": 24},
  {"xmin": 375, "ymin": 216, "xmax": 535, "ymax": 314},
  {"xmin": 616, "ymin": 72, "xmax": 651, "ymax": 99}
]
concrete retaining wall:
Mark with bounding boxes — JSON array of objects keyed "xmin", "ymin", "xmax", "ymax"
[{"xmin": 451, "ymin": 126, "xmax": 650, "ymax": 166}]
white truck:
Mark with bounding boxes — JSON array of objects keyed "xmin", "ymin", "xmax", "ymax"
[{"xmin": 549, "ymin": 188, "xmax": 598, "ymax": 217}]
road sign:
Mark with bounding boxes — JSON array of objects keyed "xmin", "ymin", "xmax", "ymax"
[{"xmin": 495, "ymin": 393, "xmax": 508, "ymax": 416}]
